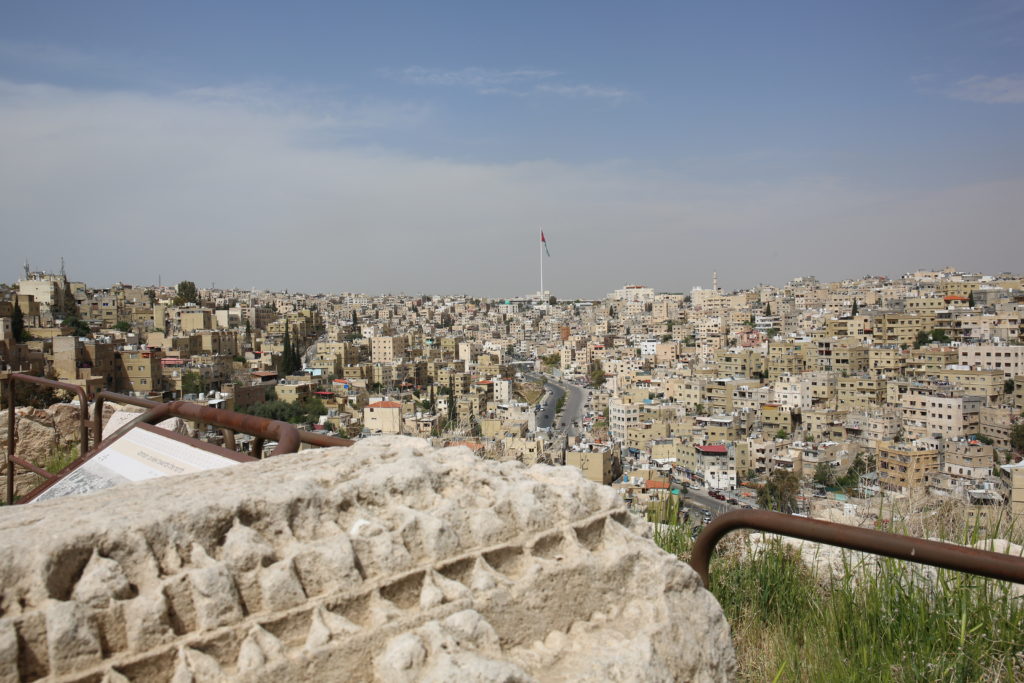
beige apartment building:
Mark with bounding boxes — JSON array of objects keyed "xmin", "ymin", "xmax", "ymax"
[
  {"xmin": 117, "ymin": 349, "xmax": 164, "ymax": 394},
  {"xmin": 936, "ymin": 368, "xmax": 1005, "ymax": 406},
  {"xmin": 363, "ymin": 400, "xmax": 402, "ymax": 434},
  {"xmin": 958, "ymin": 344, "xmax": 1024, "ymax": 378},
  {"xmin": 802, "ymin": 408, "xmax": 847, "ymax": 442},
  {"xmin": 901, "ymin": 389, "xmax": 982, "ymax": 441},
  {"xmin": 371, "ymin": 336, "xmax": 407, "ymax": 363},
  {"xmin": 878, "ymin": 442, "xmax": 940, "ymax": 495},
  {"xmin": 566, "ymin": 449, "xmax": 618, "ymax": 485},
  {"xmin": 843, "ymin": 410, "xmax": 900, "ymax": 452},
  {"xmin": 943, "ymin": 440, "xmax": 994, "ymax": 482},
  {"xmin": 276, "ymin": 377, "xmax": 316, "ymax": 404},
  {"xmin": 180, "ymin": 309, "xmax": 214, "ymax": 333},
  {"xmin": 1000, "ymin": 462, "xmax": 1024, "ymax": 518},
  {"xmin": 905, "ymin": 347, "xmax": 958, "ymax": 376},
  {"xmin": 868, "ymin": 346, "xmax": 905, "ymax": 377},
  {"xmin": 872, "ymin": 312, "xmax": 934, "ymax": 347},
  {"xmin": 979, "ymin": 406, "xmax": 1015, "ymax": 452},
  {"xmin": 837, "ymin": 376, "xmax": 887, "ymax": 410}
]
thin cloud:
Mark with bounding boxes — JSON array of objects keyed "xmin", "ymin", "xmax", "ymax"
[
  {"xmin": 1, "ymin": 79, "xmax": 1022, "ymax": 297},
  {"xmin": 535, "ymin": 83, "xmax": 628, "ymax": 100},
  {"xmin": 176, "ymin": 83, "xmax": 433, "ymax": 130},
  {"xmin": 391, "ymin": 66, "xmax": 627, "ymax": 100},
  {"xmin": 394, "ymin": 66, "xmax": 558, "ymax": 88},
  {"xmin": 945, "ymin": 75, "xmax": 1024, "ymax": 103},
  {"xmin": 0, "ymin": 40, "xmax": 97, "ymax": 70}
]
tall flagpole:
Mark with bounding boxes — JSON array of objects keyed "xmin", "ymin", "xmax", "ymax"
[{"xmin": 540, "ymin": 228, "xmax": 544, "ymax": 299}]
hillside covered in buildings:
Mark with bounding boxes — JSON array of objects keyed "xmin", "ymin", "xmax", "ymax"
[{"xmin": 2, "ymin": 264, "xmax": 1024, "ymax": 522}]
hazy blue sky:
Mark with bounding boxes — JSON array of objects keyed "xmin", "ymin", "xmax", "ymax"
[{"xmin": 2, "ymin": 1, "xmax": 1023, "ymax": 297}]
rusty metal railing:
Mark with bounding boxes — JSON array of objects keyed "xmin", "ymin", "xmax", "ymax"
[
  {"xmin": 103, "ymin": 401, "xmax": 302, "ymax": 459},
  {"xmin": 93, "ymin": 391, "xmax": 353, "ymax": 452},
  {"xmin": 5, "ymin": 373, "xmax": 91, "ymax": 503},
  {"xmin": 690, "ymin": 509, "xmax": 1024, "ymax": 587},
  {"xmin": 6, "ymin": 382, "xmax": 352, "ymax": 504},
  {"xmin": 297, "ymin": 430, "xmax": 354, "ymax": 448},
  {"xmin": 92, "ymin": 390, "xmax": 160, "ymax": 443}
]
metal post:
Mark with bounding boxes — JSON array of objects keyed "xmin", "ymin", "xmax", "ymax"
[
  {"xmin": 222, "ymin": 428, "xmax": 236, "ymax": 451},
  {"xmin": 7, "ymin": 376, "xmax": 15, "ymax": 505}
]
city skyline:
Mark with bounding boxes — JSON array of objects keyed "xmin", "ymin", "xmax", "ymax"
[{"xmin": 2, "ymin": 2, "xmax": 1023, "ymax": 297}]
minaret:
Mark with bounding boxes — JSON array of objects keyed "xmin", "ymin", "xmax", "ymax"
[{"xmin": 713, "ymin": 271, "xmax": 718, "ymax": 292}]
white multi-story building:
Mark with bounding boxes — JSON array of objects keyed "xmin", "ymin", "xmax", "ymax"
[{"xmin": 608, "ymin": 396, "xmax": 641, "ymax": 444}]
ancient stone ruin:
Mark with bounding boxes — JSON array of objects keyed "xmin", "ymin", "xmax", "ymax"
[{"xmin": 0, "ymin": 436, "xmax": 734, "ymax": 681}]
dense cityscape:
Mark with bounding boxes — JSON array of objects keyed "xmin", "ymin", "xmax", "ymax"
[{"xmin": 4, "ymin": 264, "xmax": 1023, "ymax": 521}]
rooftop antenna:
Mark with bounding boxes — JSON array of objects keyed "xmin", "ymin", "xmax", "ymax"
[{"xmin": 23, "ymin": 259, "xmax": 30, "ymax": 280}]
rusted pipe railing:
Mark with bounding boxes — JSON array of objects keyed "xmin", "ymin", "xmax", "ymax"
[
  {"xmin": 6, "ymin": 373, "xmax": 91, "ymax": 504},
  {"xmin": 8, "ymin": 456, "xmax": 56, "ymax": 482},
  {"xmin": 133, "ymin": 402, "xmax": 301, "ymax": 457},
  {"xmin": 93, "ymin": 390, "xmax": 352, "ymax": 451},
  {"xmin": 92, "ymin": 390, "xmax": 159, "ymax": 442},
  {"xmin": 690, "ymin": 509, "xmax": 1024, "ymax": 588},
  {"xmin": 298, "ymin": 431, "xmax": 354, "ymax": 448}
]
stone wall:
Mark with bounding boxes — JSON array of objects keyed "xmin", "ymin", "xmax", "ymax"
[{"xmin": 0, "ymin": 436, "xmax": 734, "ymax": 681}]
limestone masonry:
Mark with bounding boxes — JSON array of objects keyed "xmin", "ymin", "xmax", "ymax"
[{"xmin": 0, "ymin": 436, "xmax": 734, "ymax": 681}]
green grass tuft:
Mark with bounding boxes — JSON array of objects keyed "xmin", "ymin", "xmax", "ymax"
[{"xmin": 654, "ymin": 515, "xmax": 1024, "ymax": 681}]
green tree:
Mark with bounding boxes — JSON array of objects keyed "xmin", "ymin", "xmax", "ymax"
[
  {"xmin": 914, "ymin": 330, "xmax": 931, "ymax": 349},
  {"xmin": 289, "ymin": 325, "xmax": 302, "ymax": 374},
  {"xmin": 930, "ymin": 329, "xmax": 950, "ymax": 343},
  {"xmin": 548, "ymin": 295, "xmax": 557, "ymax": 305},
  {"xmin": 1012, "ymin": 425, "xmax": 1024, "ymax": 454},
  {"xmin": 279, "ymin": 326, "xmax": 297, "ymax": 375},
  {"xmin": 775, "ymin": 428, "xmax": 789, "ymax": 440},
  {"xmin": 851, "ymin": 300, "xmax": 859, "ymax": 316},
  {"xmin": 63, "ymin": 316, "xmax": 90, "ymax": 337},
  {"xmin": 588, "ymin": 361, "xmax": 606, "ymax": 387},
  {"xmin": 813, "ymin": 462, "xmax": 836, "ymax": 487},
  {"xmin": 764, "ymin": 303, "xmax": 771, "ymax": 316},
  {"xmin": 114, "ymin": 321, "xmax": 132, "ymax": 333},
  {"xmin": 174, "ymin": 280, "xmax": 199, "ymax": 306},
  {"xmin": 11, "ymin": 300, "xmax": 27, "ymax": 342},
  {"xmin": 836, "ymin": 453, "xmax": 870, "ymax": 490},
  {"xmin": 182, "ymin": 371, "xmax": 205, "ymax": 395},
  {"xmin": 757, "ymin": 469, "xmax": 800, "ymax": 513},
  {"xmin": 1005, "ymin": 378, "xmax": 1015, "ymax": 395},
  {"xmin": 968, "ymin": 291, "xmax": 975, "ymax": 307}
]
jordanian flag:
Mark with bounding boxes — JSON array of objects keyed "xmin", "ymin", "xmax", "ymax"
[{"xmin": 541, "ymin": 230, "xmax": 550, "ymax": 257}]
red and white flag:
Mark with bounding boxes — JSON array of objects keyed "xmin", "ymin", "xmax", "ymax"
[{"xmin": 541, "ymin": 230, "xmax": 550, "ymax": 257}]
